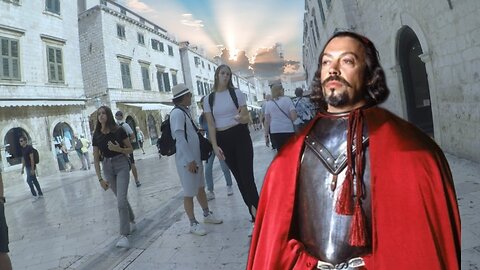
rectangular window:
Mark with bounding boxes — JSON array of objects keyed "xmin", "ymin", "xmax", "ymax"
[
  {"xmin": 194, "ymin": 56, "xmax": 200, "ymax": 66},
  {"xmin": 317, "ymin": 0, "xmax": 326, "ymax": 23},
  {"xmin": 141, "ymin": 65, "xmax": 151, "ymax": 90},
  {"xmin": 117, "ymin": 24, "xmax": 126, "ymax": 39},
  {"xmin": 137, "ymin": 33, "xmax": 145, "ymax": 45},
  {"xmin": 196, "ymin": 80, "xmax": 202, "ymax": 95},
  {"xmin": 310, "ymin": 21, "xmax": 317, "ymax": 48},
  {"xmin": 156, "ymin": 71, "xmax": 164, "ymax": 92},
  {"xmin": 0, "ymin": 37, "xmax": 20, "ymax": 81},
  {"xmin": 45, "ymin": 0, "xmax": 60, "ymax": 14},
  {"xmin": 159, "ymin": 42, "xmax": 164, "ymax": 52},
  {"xmin": 151, "ymin": 39, "xmax": 158, "ymax": 50},
  {"xmin": 162, "ymin": 72, "xmax": 170, "ymax": 92},
  {"xmin": 47, "ymin": 46, "xmax": 64, "ymax": 83},
  {"xmin": 314, "ymin": 17, "xmax": 321, "ymax": 38},
  {"xmin": 120, "ymin": 62, "xmax": 132, "ymax": 89},
  {"xmin": 208, "ymin": 64, "xmax": 211, "ymax": 71},
  {"xmin": 201, "ymin": 61, "xmax": 205, "ymax": 68},
  {"xmin": 203, "ymin": 82, "xmax": 209, "ymax": 94},
  {"xmin": 168, "ymin": 45, "xmax": 174, "ymax": 56},
  {"xmin": 171, "ymin": 73, "xmax": 177, "ymax": 86}
]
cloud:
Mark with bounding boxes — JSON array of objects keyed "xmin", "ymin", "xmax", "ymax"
[
  {"xmin": 180, "ymin": 14, "xmax": 204, "ymax": 28},
  {"xmin": 124, "ymin": 0, "xmax": 155, "ymax": 13},
  {"xmin": 118, "ymin": 0, "xmax": 304, "ymax": 63}
]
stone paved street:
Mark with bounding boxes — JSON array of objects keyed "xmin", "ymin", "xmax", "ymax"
[{"xmin": 4, "ymin": 128, "xmax": 480, "ymax": 270}]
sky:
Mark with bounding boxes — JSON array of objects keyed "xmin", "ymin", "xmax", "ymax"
[{"xmin": 117, "ymin": 0, "xmax": 305, "ymax": 64}]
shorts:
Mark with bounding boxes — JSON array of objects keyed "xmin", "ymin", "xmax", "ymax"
[
  {"xmin": 0, "ymin": 204, "xmax": 9, "ymax": 253},
  {"xmin": 128, "ymin": 153, "xmax": 135, "ymax": 164}
]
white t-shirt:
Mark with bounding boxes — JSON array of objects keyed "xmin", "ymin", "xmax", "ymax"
[
  {"xmin": 265, "ymin": 96, "xmax": 295, "ymax": 133},
  {"xmin": 203, "ymin": 89, "xmax": 246, "ymax": 129}
]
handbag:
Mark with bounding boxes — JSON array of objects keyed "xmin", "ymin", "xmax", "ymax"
[{"xmin": 197, "ymin": 132, "xmax": 213, "ymax": 161}]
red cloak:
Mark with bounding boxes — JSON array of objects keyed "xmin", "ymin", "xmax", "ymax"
[{"xmin": 247, "ymin": 107, "xmax": 461, "ymax": 270}]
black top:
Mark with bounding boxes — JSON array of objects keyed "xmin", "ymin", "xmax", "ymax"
[
  {"xmin": 92, "ymin": 127, "xmax": 128, "ymax": 158},
  {"xmin": 22, "ymin": 145, "xmax": 34, "ymax": 168}
]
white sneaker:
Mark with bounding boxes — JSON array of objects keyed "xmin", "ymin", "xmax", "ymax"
[
  {"xmin": 190, "ymin": 223, "xmax": 207, "ymax": 236},
  {"xmin": 204, "ymin": 211, "xmax": 223, "ymax": 224},
  {"xmin": 130, "ymin": 222, "xmax": 136, "ymax": 234},
  {"xmin": 116, "ymin": 236, "xmax": 130, "ymax": 248},
  {"xmin": 227, "ymin": 186, "xmax": 233, "ymax": 196},
  {"xmin": 206, "ymin": 191, "xmax": 215, "ymax": 201}
]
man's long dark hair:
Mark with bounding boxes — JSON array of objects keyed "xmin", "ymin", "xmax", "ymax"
[
  {"xmin": 311, "ymin": 31, "xmax": 390, "ymax": 110},
  {"xmin": 93, "ymin": 106, "xmax": 119, "ymax": 135}
]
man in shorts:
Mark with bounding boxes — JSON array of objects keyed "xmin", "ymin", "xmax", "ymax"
[{"xmin": 115, "ymin": 111, "xmax": 141, "ymax": 187}]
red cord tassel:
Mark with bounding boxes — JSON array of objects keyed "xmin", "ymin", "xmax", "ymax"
[
  {"xmin": 335, "ymin": 171, "xmax": 354, "ymax": 215},
  {"xmin": 349, "ymin": 203, "xmax": 367, "ymax": 246}
]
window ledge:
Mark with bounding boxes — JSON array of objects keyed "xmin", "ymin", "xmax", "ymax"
[
  {"xmin": 0, "ymin": 80, "xmax": 26, "ymax": 86},
  {"xmin": 45, "ymin": 82, "xmax": 68, "ymax": 87},
  {"xmin": 42, "ymin": 10, "xmax": 62, "ymax": 19}
]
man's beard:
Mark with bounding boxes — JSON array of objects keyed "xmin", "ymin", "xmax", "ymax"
[{"xmin": 324, "ymin": 89, "xmax": 350, "ymax": 107}]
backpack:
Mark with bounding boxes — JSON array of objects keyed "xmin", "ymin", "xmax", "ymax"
[
  {"xmin": 32, "ymin": 147, "xmax": 40, "ymax": 164},
  {"xmin": 158, "ymin": 109, "xmax": 186, "ymax": 156},
  {"xmin": 75, "ymin": 139, "xmax": 83, "ymax": 150}
]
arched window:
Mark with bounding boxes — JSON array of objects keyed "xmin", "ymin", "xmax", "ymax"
[
  {"xmin": 398, "ymin": 26, "xmax": 433, "ymax": 135},
  {"xmin": 4, "ymin": 127, "xmax": 29, "ymax": 166},
  {"xmin": 53, "ymin": 122, "xmax": 75, "ymax": 150},
  {"xmin": 147, "ymin": 114, "xmax": 158, "ymax": 144}
]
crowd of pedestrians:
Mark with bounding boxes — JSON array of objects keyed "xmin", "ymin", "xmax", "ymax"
[{"xmin": 2, "ymin": 31, "xmax": 460, "ymax": 270}]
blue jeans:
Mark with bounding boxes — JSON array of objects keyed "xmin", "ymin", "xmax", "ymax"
[
  {"xmin": 204, "ymin": 152, "xmax": 232, "ymax": 192},
  {"xmin": 25, "ymin": 167, "xmax": 43, "ymax": 196}
]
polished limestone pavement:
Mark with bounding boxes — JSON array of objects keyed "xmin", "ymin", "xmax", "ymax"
[{"xmin": 4, "ymin": 128, "xmax": 480, "ymax": 270}]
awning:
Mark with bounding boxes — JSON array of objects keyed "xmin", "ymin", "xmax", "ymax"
[
  {"xmin": 0, "ymin": 100, "xmax": 85, "ymax": 107},
  {"xmin": 124, "ymin": 103, "xmax": 174, "ymax": 111},
  {"xmin": 248, "ymin": 104, "xmax": 262, "ymax": 110}
]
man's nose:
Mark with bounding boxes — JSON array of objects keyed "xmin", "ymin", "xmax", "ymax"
[{"xmin": 328, "ymin": 60, "xmax": 341, "ymax": 76}]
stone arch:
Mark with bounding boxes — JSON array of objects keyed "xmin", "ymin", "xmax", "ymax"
[
  {"xmin": 396, "ymin": 13, "xmax": 439, "ymax": 138},
  {"xmin": 52, "ymin": 121, "xmax": 75, "ymax": 150},
  {"xmin": 125, "ymin": 115, "xmax": 138, "ymax": 149},
  {"xmin": 4, "ymin": 127, "xmax": 30, "ymax": 166},
  {"xmin": 147, "ymin": 113, "xmax": 158, "ymax": 145}
]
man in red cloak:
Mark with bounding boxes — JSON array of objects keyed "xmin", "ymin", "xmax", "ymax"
[{"xmin": 247, "ymin": 31, "xmax": 460, "ymax": 270}]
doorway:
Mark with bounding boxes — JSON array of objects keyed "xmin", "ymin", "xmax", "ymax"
[{"xmin": 398, "ymin": 26, "xmax": 434, "ymax": 135}]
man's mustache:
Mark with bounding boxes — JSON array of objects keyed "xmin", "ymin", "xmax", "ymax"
[{"xmin": 321, "ymin": 75, "xmax": 352, "ymax": 88}]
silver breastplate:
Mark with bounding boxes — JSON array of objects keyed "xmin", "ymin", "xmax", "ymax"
[{"xmin": 294, "ymin": 116, "xmax": 372, "ymax": 264}]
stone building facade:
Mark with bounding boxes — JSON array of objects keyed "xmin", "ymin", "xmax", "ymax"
[
  {"xmin": 0, "ymin": 0, "xmax": 89, "ymax": 185},
  {"xmin": 303, "ymin": 0, "xmax": 480, "ymax": 162},
  {"xmin": 179, "ymin": 42, "xmax": 217, "ymax": 119},
  {"xmin": 78, "ymin": 0, "xmax": 184, "ymax": 147}
]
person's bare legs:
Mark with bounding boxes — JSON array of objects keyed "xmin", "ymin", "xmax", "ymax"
[
  {"xmin": 184, "ymin": 196, "xmax": 195, "ymax": 221},
  {"xmin": 196, "ymin": 188, "xmax": 209, "ymax": 209},
  {"xmin": 0, "ymin": 253, "xmax": 12, "ymax": 270}
]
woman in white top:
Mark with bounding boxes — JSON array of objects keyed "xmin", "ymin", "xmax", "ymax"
[
  {"xmin": 264, "ymin": 83, "xmax": 297, "ymax": 151},
  {"xmin": 203, "ymin": 64, "xmax": 259, "ymax": 222}
]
